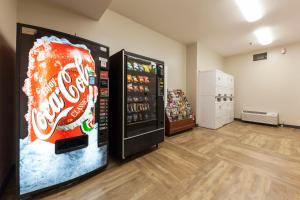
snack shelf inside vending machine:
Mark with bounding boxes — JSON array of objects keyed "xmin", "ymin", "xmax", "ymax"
[{"xmin": 125, "ymin": 56, "xmax": 158, "ymax": 138}]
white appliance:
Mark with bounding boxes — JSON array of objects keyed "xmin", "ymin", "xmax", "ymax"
[
  {"xmin": 198, "ymin": 69, "xmax": 234, "ymax": 129},
  {"xmin": 241, "ymin": 110, "xmax": 279, "ymax": 125}
]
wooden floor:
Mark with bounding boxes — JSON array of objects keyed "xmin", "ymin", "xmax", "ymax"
[{"xmin": 11, "ymin": 121, "xmax": 300, "ymax": 199}]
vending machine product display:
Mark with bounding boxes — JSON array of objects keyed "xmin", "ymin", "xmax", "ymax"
[
  {"xmin": 109, "ymin": 50, "xmax": 165, "ymax": 160},
  {"xmin": 16, "ymin": 24, "xmax": 109, "ymax": 198}
]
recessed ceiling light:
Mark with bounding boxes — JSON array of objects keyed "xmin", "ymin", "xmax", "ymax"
[
  {"xmin": 254, "ymin": 27, "xmax": 273, "ymax": 46},
  {"xmin": 235, "ymin": 0, "xmax": 263, "ymax": 22}
]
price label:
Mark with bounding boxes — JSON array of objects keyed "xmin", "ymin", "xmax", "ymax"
[
  {"xmin": 99, "ymin": 57, "xmax": 108, "ymax": 68},
  {"xmin": 100, "ymin": 47, "xmax": 107, "ymax": 52},
  {"xmin": 101, "ymin": 61, "xmax": 107, "ymax": 68}
]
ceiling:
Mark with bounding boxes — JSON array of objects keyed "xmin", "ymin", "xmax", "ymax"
[
  {"xmin": 109, "ymin": 0, "xmax": 300, "ymax": 57},
  {"xmin": 43, "ymin": 0, "xmax": 112, "ymax": 20}
]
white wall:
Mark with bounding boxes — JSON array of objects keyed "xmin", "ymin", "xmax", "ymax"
[
  {"xmin": 196, "ymin": 43, "xmax": 224, "ymax": 125},
  {"xmin": 0, "ymin": 0, "xmax": 16, "ymax": 187},
  {"xmin": 186, "ymin": 43, "xmax": 198, "ymax": 112},
  {"xmin": 224, "ymin": 42, "xmax": 300, "ymax": 126},
  {"xmin": 186, "ymin": 42, "xmax": 224, "ymax": 122},
  {"xmin": 0, "ymin": 0, "xmax": 16, "ymax": 49},
  {"xmin": 197, "ymin": 43, "xmax": 224, "ymax": 71},
  {"xmin": 17, "ymin": 0, "xmax": 187, "ymax": 91}
]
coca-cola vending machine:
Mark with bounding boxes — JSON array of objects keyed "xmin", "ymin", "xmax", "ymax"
[{"xmin": 16, "ymin": 24, "xmax": 109, "ymax": 198}]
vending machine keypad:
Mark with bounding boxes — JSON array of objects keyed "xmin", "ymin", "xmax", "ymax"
[{"xmin": 98, "ymin": 57, "xmax": 109, "ymax": 147}]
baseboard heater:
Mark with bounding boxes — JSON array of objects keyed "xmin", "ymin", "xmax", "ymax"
[{"xmin": 241, "ymin": 110, "xmax": 279, "ymax": 126}]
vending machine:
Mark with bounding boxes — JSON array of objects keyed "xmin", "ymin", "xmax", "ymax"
[
  {"xmin": 16, "ymin": 24, "xmax": 109, "ymax": 198},
  {"xmin": 109, "ymin": 50, "xmax": 165, "ymax": 160}
]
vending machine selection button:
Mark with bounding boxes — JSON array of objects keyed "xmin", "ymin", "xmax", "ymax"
[
  {"xmin": 100, "ymin": 88, "xmax": 109, "ymax": 97},
  {"xmin": 100, "ymin": 79, "xmax": 108, "ymax": 87},
  {"xmin": 99, "ymin": 57, "xmax": 108, "ymax": 69},
  {"xmin": 100, "ymin": 71, "xmax": 109, "ymax": 79}
]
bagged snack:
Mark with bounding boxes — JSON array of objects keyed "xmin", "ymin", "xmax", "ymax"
[
  {"xmin": 133, "ymin": 103, "xmax": 137, "ymax": 112},
  {"xmin": 144, "ymin": 76, "xmax": 150, "ymax": 84},
  {"xmin": 139, "ymin": 85, "xmax": 144, "ymax": 92},
  {"xmin": 138, "ymin": 76, "xmax": 145, "ymax": 83},
  {"xmin": 127, "ymin": 115, "xmax": 133, "ymax": 123},
  {"xmin": 133, "ymin": 63, "xmax": 139, "ymax": 71},
  {"xmin": 133, "ymin": 85, "xmax": 139, "ymax": 92},
  {"xmin": 127, "ymin": 74, "xmax": 133, "ymax": 83},
  {"xmin": 147, "ymin": 103, "xmax": 150, "ymax": 111},
  {"xmin": 133, "ymin": 97, "xmax": 139, "ymax": 102},
  {"xmin": 127, "ymin": 83, "xmax": 133, "ymax": 92},
  {"xmin": 127, "ymin": 96, "xmax": 133, "ymax": 103},
  {"xmin": 133, "ymin": 114, "xmax": 138, "ymax": 122},
  {"xmin": 138, "ymin": 64, "xmax": 144, "ymax": 72},
  {"xmin": 138, "ymin": 97, "xmax": 144, "ymax": 102},
  {"xmin": 127, "ymin": 104, "xmax": 131, "ymax": 113},
  {"xmin": 138, "ymin": 104, "xmax": 142, "ymax": 111},
  {"xmin": 133, "ymin": 76, "xmax": 138, "ymax": 83},
  {"xmin": 151, "ymin": 62, "xmax": 157, "ymax": 74},
  {"xmin": 143, "ymin": 64, "xmax": 151, "ymax": 73},
  {"xmin": 138, "ymin": 113, "xmax": 143, "ymax": 120},
  {"xmin": 127, "ymin": 62, "xmax": 133, "ymax": 70}
]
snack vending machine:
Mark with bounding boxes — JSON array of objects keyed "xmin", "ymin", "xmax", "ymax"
[
  {"xmin": 16, "ymin": 24, "xmax": 109, "ymax": 198},
  {"xmin": 109, "ymin": 50, "xmax": 165, "ymax": 160}
]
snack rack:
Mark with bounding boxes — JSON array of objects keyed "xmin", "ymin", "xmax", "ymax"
[{"xmin": 165, "ymin": 89, "xmax": 195, "ymax": 136}]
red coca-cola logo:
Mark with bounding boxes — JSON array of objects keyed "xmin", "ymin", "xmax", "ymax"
[{"xmin": 23, "ymin": 37, "xmax": 98, "ymax": 143}]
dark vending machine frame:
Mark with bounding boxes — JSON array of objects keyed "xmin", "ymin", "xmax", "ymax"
[
  {"xmin": 109, "ymin": 50, "xmax": 165, "ymax": 160},
  {"xmin": 16, "ymin": 24, "xmax": 109, "ymax": 199},
  {"xmin": 98, "ymin": 59, "xmax": 110, "ymax": 148}
]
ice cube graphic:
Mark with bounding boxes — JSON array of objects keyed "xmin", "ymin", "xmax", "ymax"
[{"xmin": 20, "ymin": 125, "xmax": 107, "ymax": 195}]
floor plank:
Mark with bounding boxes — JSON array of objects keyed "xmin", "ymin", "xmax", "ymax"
[{"xmin": 4, "ymin": 121, "xmax": 300, "ymax": 200}]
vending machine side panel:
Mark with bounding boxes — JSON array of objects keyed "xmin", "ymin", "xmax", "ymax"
[{"xmin": 109, "ymin": 50, "xmax": 125, "ymax": 159}]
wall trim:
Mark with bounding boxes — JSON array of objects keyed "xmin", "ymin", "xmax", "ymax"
[
  {"xmin": 234, "ymin": 118, "xmax": 242, "ymax": 121},
  {"xmin": 235, "ymin": 118, "xmax": 278, "ymax": 127},
  {"xmin": 234, "ymin": 118, "xmax": 300, "ymax": 129},
  {"xmin": 283, "ymin": 124, "xmax": 300, "ymax": 129}
]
